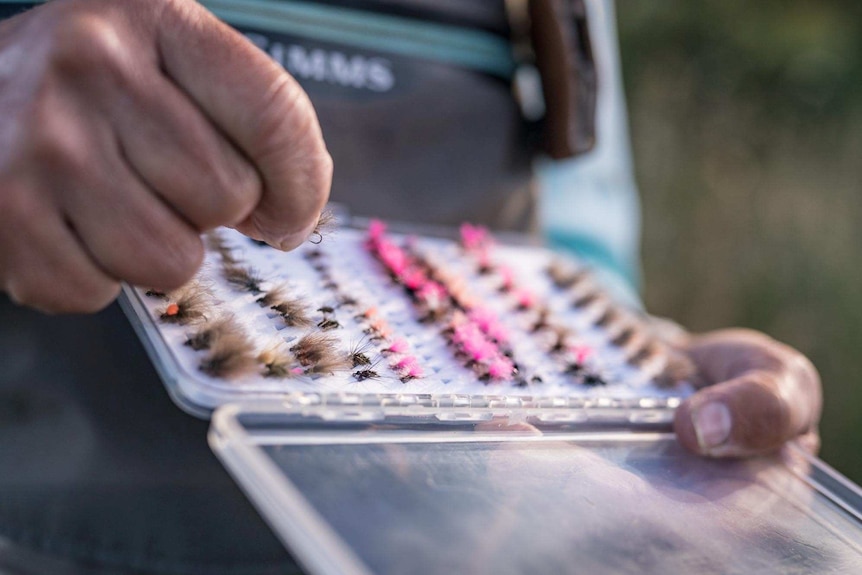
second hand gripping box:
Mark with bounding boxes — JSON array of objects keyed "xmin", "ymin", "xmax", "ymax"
[{"xmin": 120, "ymin": 218, "xmax": 862, "ymax": 575}]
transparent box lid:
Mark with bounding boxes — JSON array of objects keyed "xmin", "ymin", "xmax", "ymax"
[{"xmin": 210, "ymin": 403, "xmax": 862, "ymax": 575}]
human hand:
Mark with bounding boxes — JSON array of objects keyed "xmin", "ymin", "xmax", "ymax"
[
  {"xmin": 0, "ymin": 0, "xmax": 331, "ymax": 313},
  {"xmin": 674, "ymin": 329, "xmax": 821, "ymax": 457}
]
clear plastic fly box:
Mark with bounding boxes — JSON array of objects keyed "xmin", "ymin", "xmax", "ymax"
[{"xmin": 120, "ymin": 219, "xmax": 862, "ymax": 575}]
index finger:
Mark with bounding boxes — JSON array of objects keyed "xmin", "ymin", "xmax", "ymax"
[{"xmin": 156, "ymin": 0, "xmax": 331, "ymax": 248}]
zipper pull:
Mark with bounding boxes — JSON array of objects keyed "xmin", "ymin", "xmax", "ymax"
[{"xmin": 506, "ymin": 0, "xmax": 547, "ymax": 123}]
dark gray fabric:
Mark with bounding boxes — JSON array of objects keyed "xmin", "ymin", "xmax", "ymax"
[
  {"xmin": 0, "ymin": 296, "xmax": 300, "ymax": 574},
  {"xmin": 250, "ymin": 2, "xmax": 538, "ymax": 232},
  {"xmin": 318, "ymin": 54, "xmax": 538, "ymax": 232}
]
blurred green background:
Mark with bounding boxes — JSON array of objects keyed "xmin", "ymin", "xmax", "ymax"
[{"xmin": 617, "ymin": 1, "xmax": 862, "ymax": 481}]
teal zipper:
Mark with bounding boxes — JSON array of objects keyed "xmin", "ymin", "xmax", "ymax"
[
  {"xmin": 201, "ymin": 0, "xmax": 516, "ymax": 79},
  {"xmin": 0, "ymin": 0, "xmax": 516, "ymax": 79}
]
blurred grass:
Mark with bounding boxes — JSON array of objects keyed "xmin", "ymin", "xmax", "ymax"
[{"xmin": 617, "ymin": 1, "xmax": 862, "ymax": 482}]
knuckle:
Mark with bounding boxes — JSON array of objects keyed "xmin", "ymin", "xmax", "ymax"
[
  {"xmin": 735, "ymin": 371, "xmax": 793, "ymax": 448},
  {"xmin": 786, "ymin": 351, "xmax": 823, "ymax": 427},
  {"xmin": 17, "ymin": 96, "xmax": 91, "ymax": 177},
  {"xmin": 27, "ymin": 121, "xmax": 89, "ymax": 176},
  {"xmin": 787, "ymin": 348, "xmax": 821, "ymax": 389},
  {"xmin": 50, "ymin": 12, "xmax": 129, "ymax": 80}
]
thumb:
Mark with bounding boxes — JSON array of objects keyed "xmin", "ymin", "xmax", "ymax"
[
  {"xmin": 155, "ymin": 0, "xmax": 331, "ymax": 248},
  {"xmin": 674, "ymin": 367, "xmax": 818, "ymax": 457}
]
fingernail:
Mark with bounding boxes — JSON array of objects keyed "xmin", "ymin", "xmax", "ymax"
[
  {"xmin": 278, "ymin": 221, "xmax": 320, "ymax": 251},
  {"xmin": 692, "ymin": 402, "xmax": 732, "ymax": 451},
  {"xmin": 277, "ymin": 233, "xmax": 305, "ymax": 252}
]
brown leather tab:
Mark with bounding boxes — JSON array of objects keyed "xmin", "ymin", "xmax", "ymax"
[{"xmin": 529, "ymin": 0, "xmax": 597, "ymax": 159}]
